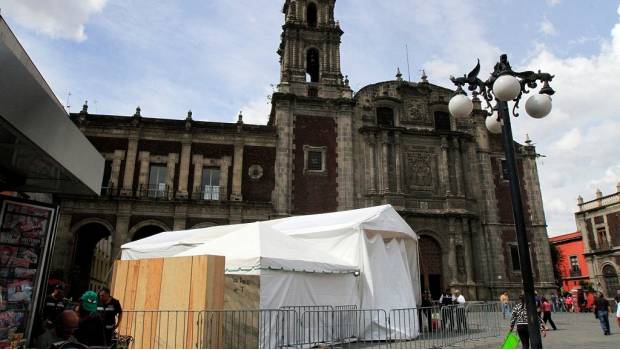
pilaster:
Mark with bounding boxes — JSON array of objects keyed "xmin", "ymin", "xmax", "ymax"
[
  {"xmin": 336, "ymin": 113, "xmax": 354, "ymax": 210},
  {"xmin": 110, "ymin": 150, "xmax": 125, "ymax": 189},
  {"xmin": 230, "ymin": 143, "xmax": 244, "ymax": 201},
  {"xmin": 137, "ymin": 151, "xmax": 150, "ymax": 195},
  {"xmin": 176, "ymin": 142, "xmax": 192, "ymax": 198},
  {"xmin": 121, "ymin": 136, "xmax": 139, "ymax": 195},
  {"xmin": 166, "ymin": 153, "xmax": 178, "ymax": 200}
]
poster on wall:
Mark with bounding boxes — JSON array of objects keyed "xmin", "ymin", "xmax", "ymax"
[{"xmin": 0, "ymin": 196, "xmax": 57, "ymax": 349}]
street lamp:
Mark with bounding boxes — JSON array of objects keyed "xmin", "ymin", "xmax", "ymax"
[{"xmin": 448, "ymin": 54, "xmax": 555, "ymax": 349}]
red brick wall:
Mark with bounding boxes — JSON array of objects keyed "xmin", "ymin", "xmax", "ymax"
[
  {"xmin": 242, "ymin": 146, "xmax": 276, "ymax": 202},
  {"xmin": 292, "ymin": 116, "xmax": 337, "ymax": 214},
  {"xmin": 491, "ymin": 157, "xmax": 531, "ymax": 225},
  {"xmin": 553, "ymin": 237, "xmax": 589, "ymax": 292},
  {"xmin": 607, "ymin": 212, "xmax": 620, "ymax": 247}
]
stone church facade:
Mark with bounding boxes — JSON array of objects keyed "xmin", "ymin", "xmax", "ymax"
[{"xmin": 53, "ymin": 0, "xmax": 555, "ymax": 300}]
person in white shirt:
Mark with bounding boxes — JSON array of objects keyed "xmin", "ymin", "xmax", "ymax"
[
  {"xmin": 440, "ymin": 289, "xmax": 455, "ymax": 330},
  {"xmin": 454, "ymin": 290, "xmax": 468, "ymax": 332}
]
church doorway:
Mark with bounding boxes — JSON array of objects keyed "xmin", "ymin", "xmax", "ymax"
[{"xmin": 419, "ymin": 235, "xmax": 443, "ymax": 300}]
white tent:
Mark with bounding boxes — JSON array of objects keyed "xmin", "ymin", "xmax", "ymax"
[{"xmin": 121, "ymin": 205, "xmax": 420, "ymax": 341}]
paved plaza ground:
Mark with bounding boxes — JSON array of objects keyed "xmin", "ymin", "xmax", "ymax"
[{"xmin": 456, "ymin": 312, "xmax": 620, "ymax": 348}]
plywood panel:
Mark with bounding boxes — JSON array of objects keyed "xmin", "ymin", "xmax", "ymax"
[{"xmin": 110, "ymin": 256, "xmax": 224, "ymax": 349}]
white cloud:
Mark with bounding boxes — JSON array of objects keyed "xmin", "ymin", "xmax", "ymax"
[
  {"xmin": 0, "ymin": 0, "xmax": 106, "ymax": 41},
  {"xmin": 238, "ymin": 88, "xmax": 273, "ymax": 125},
  {"xmin": 551, "ymin": 128, "xmax": 581, "ymax": 151},
  {"xmin": 540, "ymin": 16, "xmax": 557, "ymax": 36},
  {"xmin": 548, "ymin": 0, "xmax": 561, "ymax": 6}
]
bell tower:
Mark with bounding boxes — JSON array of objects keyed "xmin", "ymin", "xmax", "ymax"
[
  {"xmin": 277, "ymin": 0, "xmax": 350, "ymax": 98},
  {"xmin": 271, "ymin": 0, "xmax": 355, "ymax": 217}
]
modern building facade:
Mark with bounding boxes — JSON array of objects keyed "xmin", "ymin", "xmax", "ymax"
[
  {"xmin": 52, "ymin": 0, "xmax": 555, "ymax": 300},
  {"xmin": 549, "ymin": 232, "xmax": 590, "ymax": 292},
  {"xmin": 576, "ymin": 184, "xmax": 620, "ymax": 297}
]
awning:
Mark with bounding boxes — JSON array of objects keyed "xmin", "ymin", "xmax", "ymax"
[{"xmin": 0, "ymin": 16, "xmax": 104, "ymax": 195}]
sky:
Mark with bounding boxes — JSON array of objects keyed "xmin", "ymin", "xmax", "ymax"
[{"xmin": 0, "ymin": 0, "xmax": 619, "ymax": 236}]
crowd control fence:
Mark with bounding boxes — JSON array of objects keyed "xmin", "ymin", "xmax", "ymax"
[{"xmin": 120, "ymin": 302, "xmax": 511, "ymax": 349}]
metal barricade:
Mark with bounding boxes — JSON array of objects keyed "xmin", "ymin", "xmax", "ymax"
[
  {"xmin": 299, "ymin": 309, "xmax": 389, "ymax": 348},
  {"xmin": 119, "ymin": 310, "xmax": 206, "ymax": 349}
]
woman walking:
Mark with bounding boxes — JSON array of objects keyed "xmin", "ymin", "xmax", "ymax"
[
  {"xmin": 541, "ymin": 297, "xmax": 557, "ymax": 330},
  {"xmin": 565, "ymin": 294, "xmax": 574, "ymax": 312},
  {"xmin": 509, "ymin": 295, "xmax": 547, "ymax": 349}
]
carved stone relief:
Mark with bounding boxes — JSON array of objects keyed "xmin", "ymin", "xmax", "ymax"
[
  {"xmin": 403, "ymin": 97, "xmax": 432, "ymax": 126},
  {"xmin": 405, "ymin": 151, "xmax": 433, "ymax": 189}
]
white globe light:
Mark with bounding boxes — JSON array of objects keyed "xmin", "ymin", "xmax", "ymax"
[
  {"xmin": 525, "ymin": 94, "xmax": 552, "ymax": 119},
  {"xmin": 485, "ymin": 115, "xmax": 503, "ymax": 134},
  {"xmin": 493, "ymin": 75, "xmax": 521, "ymax": 101},
  {"xmin": 448, "ymin": 94, "xmax": 473, "ymax": 118}
]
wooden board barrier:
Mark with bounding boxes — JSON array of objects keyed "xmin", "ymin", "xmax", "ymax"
[{"xmin": 111, "ymin": 256, "xmax": 225, "ymax": 349}]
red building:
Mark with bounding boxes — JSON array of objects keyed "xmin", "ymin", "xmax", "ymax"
[{"xmin": 549, "ymin": 232, "xmax": 590, "ymax": 292}]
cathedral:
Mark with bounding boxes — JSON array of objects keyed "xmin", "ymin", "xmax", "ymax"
[{"xmin": 53, "ymin": 0, "xmax": 555, "ymax": 300}]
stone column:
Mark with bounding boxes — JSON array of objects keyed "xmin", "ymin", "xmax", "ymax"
[
  {"xmin": 137, "ymin": 151, "xmax": 150, "ymax": 196},
  {"xmin": 461, "ymin": 218, "xmax": 475, "ymax": 285},
  {"xmin": 219, "ymin": 157, "xmax": 232, "ymax": 201},
  {"xmin": 230, "ymin": 143, "xmax": 244, "ymax": 201},
  {"xmin": 394, "ymin": 133, "xmax": 402, "ymax": 194},
  {"xmin": 51, "ymin": 212, "xmax": 73, "ymax": 274},
  {"xmin": 121, "ymin": 137, "xmax": 139, "ymax": 195},
  {"xmin": 166, "ymin": 153, "xmax": 178, "ymax": 200},
  {"xmin": 112, "ymin": 214, "xmax": 129, "ymax": 261},
  {"xmin": 192, "ymin": 155, "xmax": 204, "ymax": 198},
  {"xmin": 440, "ymin": 136, "xmax": 451, "ymax": 196},
  {"xmin": 176, "ymin": 142, "xmax": 192, "ymax": 198},
  {"xmin": 336, "ymin": 112, "xmax": 354, "ymax": 210},
  {"xmin": 452, "ymin": 137, "xmax": 464, "ymax": 197},
  {"xmin": 110, "ymin": 150, "xmax": 125, "ymax": 190},
  {"xmin": 273, "ymin": 101, "xmax": 293, "ymax": 216},
  {"xmin": 173, "ymin": 204, "xmax": 187, "ymax": 231},
  {"xmin": 382, "ymin": 132, "xmax": 390, "ymax": 193},
  {"xmin": 366, "ymin": 134, "xmax": 376, "ymax": 194}
]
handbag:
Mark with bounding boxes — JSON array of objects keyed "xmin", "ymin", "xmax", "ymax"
[{"xmin": 501, "ymin": 331, "xmax": 520, "ymax": 349}]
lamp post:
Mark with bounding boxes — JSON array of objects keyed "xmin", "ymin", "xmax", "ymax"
[{"xmin": 448, "ymin": 54, "xmax": 555, "ymax": 349}]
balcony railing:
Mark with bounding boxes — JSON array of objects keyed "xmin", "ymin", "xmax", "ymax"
[{"xmin": 97, "ymin": 183, "xmax": 227, "ymax": 202}]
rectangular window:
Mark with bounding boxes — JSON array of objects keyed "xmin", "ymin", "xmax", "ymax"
[
  {"xmin": 148, "ymin": 165, "xmax": 167, "ymax": 198},
  {"xmin": 500, "ymin": 160, "xmax": 510, "ymax": 181},
  {"xmin": 569, "ymin": 255, "xmax": 580, "ymax": 276},
  {"xmin": 307, "ymin": 151, "xmax": 323, "ymax": 171},
  {"xmin": 510, "ymin": 245, "xmax": 521, "ymax": 271},
  {"xmin": 597, "ymin": 228, "xmax": 609, "ymax": 249},
  {"xmin": 201, "ymin": 167, "xmax": 221, "ymax": 200},
  {"xmin": 100, "ymin": 160, "xmax": 113, "ymax": 194}
]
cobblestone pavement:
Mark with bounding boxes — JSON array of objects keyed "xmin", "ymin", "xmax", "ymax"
[{"xmin": 452, "ymin": 312, "xmax": 620, "ymax": 348}]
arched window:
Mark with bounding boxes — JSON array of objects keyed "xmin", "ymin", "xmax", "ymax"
[
  {"xmin": 307, "ymin": 3, "xmax": 318, "ymax": 27},
  {"xmin": 306, "ymin": 48, "xmax": 320, "ymax": 83},
  {"xmin": 434, "ymin": 111, "xmax": 451, "ymax": 131},
  {"xmin": 377, "ymin": 107, "xmax": 395, "ymax": 127},
  {"xmin": 603, "ymin": 265, "xmax": 619, "ymax": 297}
]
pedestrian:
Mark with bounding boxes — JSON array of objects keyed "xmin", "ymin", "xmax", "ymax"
[
  {"xmin": 42, "ymin": 284, "xmax": 66, "ymax": 328},
  {"xmin": 454, "ymin": 290, "xmax": 467, "ymax": 332},
  {"xmin": 500, "ymin": 291, "xmax": 510, "ymax": 319},
  {"xmin": 615, "ymin": 290, "xmax": 620, "ymax": 329},
  {"xmin": 534, "ymin": 291, "xmax": 542, "ymax": 318},
  {"xmin": 550, "ymin": 292, "xmax": 558, "ymax": 312},
  {"xmin": 34, "ymin": 310, "xmax": 84, "ymax": 348},
  {"xmin": 509, "ymin": 295, "xmax": 547, "ymax": 349},
  {"xmin": 594, "ymin": 292, "xmax": 612, "ymax": 335},
  {"xmin": 74, "ymin": 290, "xmax": 106, "ymax": 347},
  {"xmin": 565, "ymin": 294, "xmax": 574, "ymax": 312},
  {"xmin": 541, "ymin": 297, "xmax": 557, "ymax": 330},
  {"xmin": 439, "ymin": 289, "xmax": 454, "ymax": 331},
  {"xmin": 419, "ymin": 292, "xmax": 433, "ymax": 333},
  {"xmin": 98, "ymin": 287, "xmax": 123, "ymax": 346}
]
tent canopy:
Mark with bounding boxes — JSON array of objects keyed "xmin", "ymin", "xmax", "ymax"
[{"xmin": 175, "ymin": 222, "xmax": 358, "ymax": 274}]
